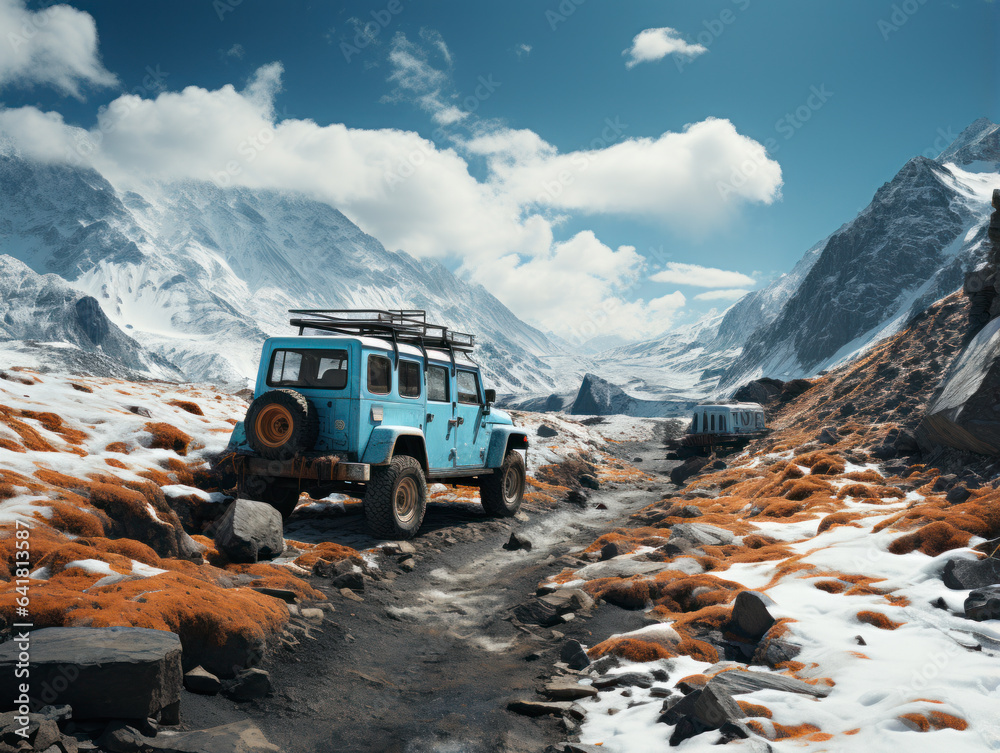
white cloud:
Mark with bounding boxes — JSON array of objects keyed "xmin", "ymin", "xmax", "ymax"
[
  {"xmin": 515, "ymin": 43, "xmax": 532, "ymax": 58},
  {"xmin": 225, "ymin": 43, "xmax": 245, "ymax": 59},
  {"xmin": 471, "ymin": 232, "xmax": 686, "ymax": 339},
  {"xmin": 0, "ymin": 0, "xmax": 117, "ymax": 98},
  {"xmin": 0, "ymin": 57, "xmax": 780, "ymax": 342},
  {"xmin": 623, "ymin": 27, "xmax": 707, "ymax": 69},
  {"xmin": 650, "ymin": 263, "xmax": 756, "ymax": 288},
  {"xmin": 482, "ymin": 118, "xmax": 783, "ymax": 229},
  {"xmin": 383, "ymin": 32, "xmax": 466, "ymax": 126},
  {"xmin": 693, "ymin": 288, "xmax": 751, "ymax": 301}
]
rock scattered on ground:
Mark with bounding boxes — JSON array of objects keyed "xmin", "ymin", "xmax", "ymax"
[{"xmin": 213, "ymin": 499, "xmax": 285, "ymax": 564}]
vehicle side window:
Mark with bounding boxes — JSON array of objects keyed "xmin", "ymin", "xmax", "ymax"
[
  {"xmin": 691, "ymin": 414, "xmax": 698, "ymax": 432},
  {"xmin": 399, "ymin": 361, "xmax": 421, "ymax": 399},
  {"xmin": 710, "ymin": 414, "xmax": 716, "ymax": 431},
  {"xmin": 367, "ymin": 355, "xmax": 391, "ymax": 395},
  {"xmin": 457, "ymin": 370, "xmax": 480, "ymax": 405},
  {"xmin": 427, "ymin": 365, "xmax": 449, "ymax": 402}
]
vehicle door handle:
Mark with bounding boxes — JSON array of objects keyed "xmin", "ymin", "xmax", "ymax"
[{"xmin": 448, "ymin": 417, "xmax": 464, "ymax": 426}]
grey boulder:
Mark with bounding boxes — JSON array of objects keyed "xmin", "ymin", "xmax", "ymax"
[{"xmin": 214, "ymin": 499, "xmax": 285, "ymax": 563}]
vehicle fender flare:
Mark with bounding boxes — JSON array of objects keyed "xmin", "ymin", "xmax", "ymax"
[
  {"xmin": 227, "ymin": 420, "xmax": 249, "ymax": 451},
  {"xmin": 486, "ymin": 428, "xmax": 529, "ymax": 468},
  {"xmin": 362, "ymin": 426, "xmax": 428, "ymax": 469}
]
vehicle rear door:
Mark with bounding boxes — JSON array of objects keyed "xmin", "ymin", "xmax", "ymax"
[{"xmin": 454, "ymin": 368, "xmax": 489, "ymax": 468}]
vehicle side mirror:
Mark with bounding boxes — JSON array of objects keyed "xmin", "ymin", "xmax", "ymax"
[{"xmin": 484, "ymin": 388, "xmax": 496, "ymax": 404}]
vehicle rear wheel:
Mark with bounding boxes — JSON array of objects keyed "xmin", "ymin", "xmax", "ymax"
[
  {"xmin": 480, "ymin": 450, "xmax": 525, "ymax": 517},
  {"xmin": 363, "ymin": 455, "xmax": 427, "ymax": 539},
  {"xmin": 244, "ymin": 389, "xmax": 319, "ymax": 460},
  {"xmin": 239, "ymin": 474, "xmax": 302, "ymax": 521}
]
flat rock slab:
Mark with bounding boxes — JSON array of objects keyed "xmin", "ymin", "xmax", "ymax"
[
  {"xmin": 543, "ymin": 679, "xmax": 599, "ymax": 700},
  {"xmin": 147, "ymin": 720, "xmax": 279, "ymax": 753},
  {"xmin": 965, "ymin": 586, "xmax": 1000, "ymax": 621},
  {"xmin": 506, "ymin": 700, "xmax": 585, "ymax": 721},
  {"xmin": 0, "ymin": 627, "xmax": 181, "ymax": 720},
  {"xmin": 574, "ymin": 559, "xmax": 663, "ymax": 581},
  {"xmin": 670, "ymin": 523, "xmax": 735, "ymax": 547},
  {"xmin": 709, "ymin": 670, "xmax": 831, "ymax": 698}
]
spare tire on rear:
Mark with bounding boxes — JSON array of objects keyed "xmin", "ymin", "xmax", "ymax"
[{"xmin": 244, "ymin": 389, "xmax": 319, "ymax": 459}]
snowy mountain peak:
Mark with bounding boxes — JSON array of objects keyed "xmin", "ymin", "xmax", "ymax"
[{"xmin": 938, "ymin": 118, "xmax": 1000, "ymax": 165}]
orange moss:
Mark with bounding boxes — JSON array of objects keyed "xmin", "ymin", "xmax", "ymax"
[
  {"xmin": 143, "ymin": 422, "xmax": 192, "ymax": 455},
  {"xmin": 781, "ymin": 478, "xmax": 834, "ymax": 501},
  {"xmin": 105, "ymin": 442, "xmax": 129, "ymax": 454},
  {"xmin": 47, "ymin": 502, "xmax": 105, "ymax": 538},
  {"xmin": 795, "ymin": 451, "xmax": 846, "ymax": 476},
  {"xmin": 105, "ymin": 458, "xmax": 128, "ymax": 470},
  {"xmin": 857, "ymin": 610, "xmax": 903, "ymax": 630},
  {"xmin": 818, "ymin": 512, "xmax": 863, "ymax": 534},
  {"xmin": 587, "ymin": 637, "xmax": 673, "ymax": 663},
  {"xmin": 674, "ymin": 637, "xmax": 718, "ymax": 663},
  {"xmin": 813, "ymin": 579, "xmax": 847, "ymax": 594},
  {"xmin": 292, "ymin": 541, "xmax": 362, "ymax": 569},
  {"xmin": 168, "ymin": 400, "xmax": 204, "ymax": 416},
  {"xmin": 888, "ymin": 521, "xmax": 971, "ymax": 556},
  {"xmin": 69, "ymin": 382, "xmax": 93, "ymax": 393},
  {"xmin": 737, "ymin": 701, "xmax": 773, "ymax": 718},
  {"xmin": 19, "ymin": 411, "xmax": 88, "ymax": 445}
]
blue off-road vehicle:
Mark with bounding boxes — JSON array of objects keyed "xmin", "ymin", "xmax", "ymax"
[{"xmin": 226, "ymin": 310, "xmax": 529, "ymax": 539}]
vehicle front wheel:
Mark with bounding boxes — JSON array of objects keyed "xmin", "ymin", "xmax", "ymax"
[
  {"xmin": 239, "ymin": 474, "xmax": 302, "ymax": 521},
  {"xmin": 363, "ymin": 455, "xmax": 427, "ymax": 540},
  {"xmin": 480, "ymin": 450, "xmax": 526, "ymax": 517}
]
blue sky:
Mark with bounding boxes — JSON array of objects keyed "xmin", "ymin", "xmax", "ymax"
[{"xmin": 0, "ymin": 0, "xmax": 996, "ymax": 342}]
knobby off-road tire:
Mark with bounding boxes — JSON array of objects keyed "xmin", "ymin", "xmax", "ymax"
[
  {"xmin": 363, "ymin": 455, "xmax": 427, "ymax": 540},
  {"xmin": 480, "ymin": 450, "xmax": 526, "ymax": 517},
  {"xmin": 240, "ymin": 475, "xmax": 302, "ymax": 521},
  {"xmin": 244, "ymin": 389, "xmax": 319, "ymax": 460}
]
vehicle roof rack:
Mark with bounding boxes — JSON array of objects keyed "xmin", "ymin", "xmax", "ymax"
[{"xmin": 287, "ymin": 309, "xmax": 475, "ymax": 372}]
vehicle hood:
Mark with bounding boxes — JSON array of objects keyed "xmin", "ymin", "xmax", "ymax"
[{"xmin": 489, "ymin": 408, "xmax": 514, "ymax": 426}]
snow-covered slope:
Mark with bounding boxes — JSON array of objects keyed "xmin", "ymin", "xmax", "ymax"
[
  {"xmin": 718, "ymin": 118, "xmax": 1000, "ymax": 390},
  {"xmin": 0, "ymin": 254, "xmax": 181, "ymax": 379},
  {"xmin": 0, "ymin": 149, "xmax": 562, "ymax": 392}
]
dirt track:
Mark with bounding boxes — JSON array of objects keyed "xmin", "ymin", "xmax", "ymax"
[{"xmin": 183, "ymin": 436, "xmax": 679, "ymax": 752}]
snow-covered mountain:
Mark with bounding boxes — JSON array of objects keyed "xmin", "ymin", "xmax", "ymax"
[
  {"xmin": 0, "ymin": 148, "xmax": 563, "ymax": 392},
  {"xmin": 0, "ymin": 255, "xmax": 181, "ymax": 379},
  {"xmin": 565, "ymin": 118, "xmax": 999, "ymax": 413},
  {"xmin": 717, "ymin": 118, "xmax": 999, "ymax": 390}
]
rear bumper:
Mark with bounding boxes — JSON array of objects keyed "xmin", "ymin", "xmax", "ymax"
[
  {"xmin": 236, "ymin": 454, "xmax": 371, "ymax": 482},
  {"xmin": 681, "ymin": 431, "xmax": 767, "ymax": 447}
]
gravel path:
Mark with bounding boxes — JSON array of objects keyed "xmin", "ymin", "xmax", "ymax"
[{"xmin": 182, "ymin": 436, "xmax": 680, "ymax": 752}]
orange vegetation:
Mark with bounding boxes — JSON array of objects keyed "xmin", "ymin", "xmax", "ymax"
[
  {"xmin": 856, "ymin": 610, "xmax": 903, "ymax": 630},
  {"xmin": 143, "ymin": 422, "xmax": 193, "ymax": 455},
  {"xmin": 899, "ymin": 712, "xmax": 968, "ymax": 732},
  {"xmin": 168, "ymin": 400, "xmax": 205, "ymax": 416},
  {"xmin": 587, "ymin": 637, "xmax": 673, "ymax": 663}
]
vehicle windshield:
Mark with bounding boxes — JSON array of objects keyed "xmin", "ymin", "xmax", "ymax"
[{"xmin": 268, "ymin": 348, "xmax": 348, "ymax": 389}]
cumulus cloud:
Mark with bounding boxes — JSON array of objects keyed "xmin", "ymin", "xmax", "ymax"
[
  {"xmin": 693, "ymin": 288, "xmax": 751, "ymax": 301},
  {"xmin": 0, "ymin": 56, "xmax": 779, "ymax": 341},
  {"xmin": 0, "ymin": 0, "xmax": 117, "ymax": 98},
  {"xmin": 224, "ymin": 43, "xmax": 245, "ymax": 59},
  {"xmin": 481, "ymin": 118, "xmax": 783, "ymax": 229},
  {"xmin": 650, "ymin": 263, "xmax": 756, "ymax": 288},
  {"xmin": 623, "ymin": 27, "xmax": 707, "ymax": 69}
]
